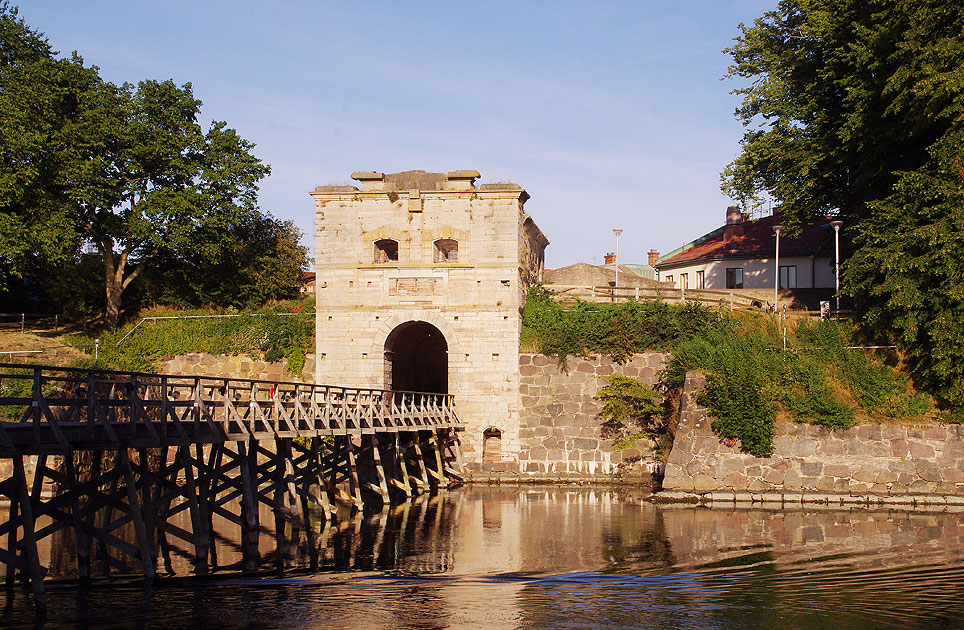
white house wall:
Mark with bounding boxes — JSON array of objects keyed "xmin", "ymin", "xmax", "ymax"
[{"xmin": 662, "ymin": 255, "xmax": 834, "ymax": 290}]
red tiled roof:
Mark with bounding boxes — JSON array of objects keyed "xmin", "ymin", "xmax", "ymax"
[{"xmin": 657, "ymin": 215, "xmax": 832, "ymax": 269}]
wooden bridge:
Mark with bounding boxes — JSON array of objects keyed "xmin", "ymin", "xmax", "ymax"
[{"xmin": 0, "ymin": 363, "xmax": 464, "ymax": 605}]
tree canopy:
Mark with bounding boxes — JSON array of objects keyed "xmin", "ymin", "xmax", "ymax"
[
  {"xmin": 723, "ymin": 0, "xmax": 964, "ymax": 409},
  {"xmin": 0, "ymin": 4, "xmax": 90, "ymax": 286},
  {"xmin": 0, "ymin": 4, "xmax": 307, "ymax": 325}
]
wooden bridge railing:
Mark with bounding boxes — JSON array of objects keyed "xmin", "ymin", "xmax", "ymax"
[
  {"xmin": 547, "ymin": 284, "xmax": 763, "ymax": 309},
  {"xmin": 0, "ymin": 363, "xmax": 461, "ymax": 454}
]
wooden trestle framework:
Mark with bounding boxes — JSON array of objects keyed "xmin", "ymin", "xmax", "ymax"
[{"xmin": 0, "ymin": 363, "xmax": 464, "ymax": 603}]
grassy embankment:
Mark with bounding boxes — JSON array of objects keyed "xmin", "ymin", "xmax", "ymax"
[
  {"xmin": 521, "ymin": 286, "xmax": 942, "ymax": 457},
  {"xmin": 0, "ymin": 299, "xmax": 314, "ymax": 422}
]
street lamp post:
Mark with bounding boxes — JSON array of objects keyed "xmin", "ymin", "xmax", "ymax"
[
  {"xmin": 773, "ymin": 223, "xmax": 782, "ymax": 314},
  {"xmin": 830, "ymin": 219, "xmax": 843, "ymax": 314},
  {"xmin": 613, "ymin": 228, "xmax": 623, "ymax": 291}
]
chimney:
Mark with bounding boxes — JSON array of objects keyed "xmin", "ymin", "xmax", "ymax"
[
  {"xmin": 603, "ymin": 252, "xmax": 616, "ymax": 265},
  {"xmin": 647, "ymin": 249, "xmax": 660, "ymax": 267},
  {"xmin": 723, "ymin": 206, "xmax": 744, "ymax": 243}
]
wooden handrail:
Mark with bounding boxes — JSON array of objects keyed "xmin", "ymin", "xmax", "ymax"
[{"xmin": 0, "ymin": 364, "xmax": 461, "ymax": 452}]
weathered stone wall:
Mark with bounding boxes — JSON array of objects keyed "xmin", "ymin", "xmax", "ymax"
[
  {"xmin": 162, "ymin": 352, "xmax": 315, "ymax": 383},
  {"xmin": 511, "ymin": 353, "xmax": 667, "ymax": 477},
  {"xmin": 663, "ymin": 372, "xmax": 964, "ymax": 505}
]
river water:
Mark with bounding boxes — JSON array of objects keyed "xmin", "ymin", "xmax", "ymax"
[{"xmin": 5, "ymin": 486, "xmax": 964, "ymax": 629}]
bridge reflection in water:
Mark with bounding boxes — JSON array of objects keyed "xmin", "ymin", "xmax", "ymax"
[
  {"xmin": 5, "ymin": 488, "xmax": 964, "ymax": 629},
  {"xmin": 0, "ymin": 364, "xmax": 464, "ymax": 605}
]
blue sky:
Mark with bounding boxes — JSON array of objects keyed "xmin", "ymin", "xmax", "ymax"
[{"xmin": 20, "ymin": 1, "xmax": 774, "ymax": 268}]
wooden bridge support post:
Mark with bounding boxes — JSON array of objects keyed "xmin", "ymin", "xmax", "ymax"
[
  {"xmin": 153, "ymin": 446, "xmax": 176, "ymax": 576},
  {"xmin": 273, "ymin": 438, "xmax": 299, "ymax": 571},
  {"xmin": 310, "ymin": 438, "xmax": 334, "ymax": 517},
  {"xmin": 13, "ymin": 454, "xmax": 46, "ymax": 607},
  {"xmin": 392, "ymin": 435, "xmax": 414, "ymax": 500},
  {"xmin": 118, "ymin": 448, "xmax": 155, "ymax": 582},
  {"xmin": 137, "ymin": 448, "xmax": 158, "ymax": 574},
  {"xmin": 343, "ymin": 438, "xmax": 363, "ymax": 509},
  {"xmin": 203, "ymin": 445, "xmax": 222, "ymax": 570},
  {"xmin": 238, "ymin": 439, "xmax": 261, "ymax": 572},
  {"xmin": 180, "ymin": 445, "xmax": 209, "ymax": 576},
  {"xmin": 424, "ymin": 431, "xmax": 448, "ymax": 489},
  {"xmin": 365, "ymin": 436, "xmax": 390, "ymax": 505},
  {"xmin": 4, "ymin": 483, "xmax": 18, "ymax": 590},
  {"xmin": 63, "ymin": 452, "xmax": 92, "ymax": 585},
  {"xmin": 404, "ymin": 433, "xmax": 430, "ymax": 495}
]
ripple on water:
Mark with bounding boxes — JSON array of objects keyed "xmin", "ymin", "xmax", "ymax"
[{"xmin": 6, "ymin": 489, "xmax": 964, "ymax": 629}]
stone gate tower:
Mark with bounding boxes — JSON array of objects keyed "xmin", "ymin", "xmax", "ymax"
[{"xmin": 311, "ymin": 170, "xmax": 548, "ymax": 468}]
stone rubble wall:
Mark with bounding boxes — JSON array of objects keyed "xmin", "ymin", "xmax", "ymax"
[
  {"xmin": 162, "ymin": 352, "xmax": 315, "ymax": 383},
  {"xmin": 662, "ymin": 372, "xmax": 964, "ymax": 505},
  {"xmin": 511, "ymin": 353, "xmax": 667, "ymax": 477}
]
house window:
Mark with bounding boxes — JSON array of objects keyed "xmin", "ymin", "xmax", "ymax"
[
  {"xmin": 374, "ymin": 239, "xmax": 398, "ymax": 263},
  {"xmin": 680, "ymin": 273, "xmax": 689, "ymax": 290},
  {"xmin": 666, "ymin": 274, "xmax": 673, "ymax": 286},
  {"xmin": 780, "ymin": 265, "xmax": 797, "ymax": 289},
  {"xmin": 726, "ymin": 268, "xmax": 743, "ymax": 289},
  {"xmin": 434, "ymin": 238, "xmax": 458, "ymax": 263},
  {"xmin": 696, "ymin": 270, "xmax": 705, "ymax": 289}
]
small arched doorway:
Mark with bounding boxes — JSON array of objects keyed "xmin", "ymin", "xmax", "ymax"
[{"xmin": 384, "ymin": 321, "xmax": 448, "ymax": 393}]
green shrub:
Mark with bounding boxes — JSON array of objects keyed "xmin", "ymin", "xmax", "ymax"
[
  {"xmin": 660, "ymin": 314, "xmax": 937, "ymax": 455},
  {"xmin": 703, "ymin": 369, "xmax": 775, "ymax": 457},
  {"xmin": 521, "ymin": 285, "xmax": 721, "ymax": 364},
  {"xmin": 596, "ymin": 374, "xmax": 667, "ymax": 456}
]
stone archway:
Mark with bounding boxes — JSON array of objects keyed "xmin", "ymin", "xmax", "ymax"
[{"xmin": 384, "ymin": 321, "xmax": 448, "ymax": 394}]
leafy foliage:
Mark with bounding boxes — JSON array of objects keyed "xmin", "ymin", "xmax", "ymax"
[
  {"xmin": 723, "ymin": 0, "xmax": 964, "ymax": 410},
  {"xmin": 521, "ymin": 286, "xmax": 721, "ymax": 364},
  {"xmin": 596, "ymin": 374, "xmax": 667, "ymax": 456},
  {"xmin": 140, "ymin": 215, "xmax": 309, "ymax": 309},
  {"xmin": 0, "ymin": 6, "xmax": 292, "ymax": 327},
  {"xmin": 597, "ymin": 375, "xmax": 663, "ymax": 428},
  {"xmin": 0, "ymin": 5, "xmax": 89, "ymax": 286},
  {"xmin": 664, "ymin": 314, "xmax": 933, "ymax": 456}
]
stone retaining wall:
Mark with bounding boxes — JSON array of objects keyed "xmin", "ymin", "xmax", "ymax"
[
  {"xmin": 162, "ymin": 352, "xmax": 314, "ymax": 383},
  {"xmin": 509, "ymin": 353, "xmax": 667, "ymax": 478},
  {"xmin": 662, "ymin": 372, "xmax": 964, "ymax": 505}
]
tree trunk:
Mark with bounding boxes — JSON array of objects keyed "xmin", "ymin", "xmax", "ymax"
[{"xmin": 104, "ymin": 267, "xmax": 123, "ymax": 331}]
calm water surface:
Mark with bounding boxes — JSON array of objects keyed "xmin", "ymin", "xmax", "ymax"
[{"xmin": 5, "ymin": 486, "xmax": 964, "ymax": 629}]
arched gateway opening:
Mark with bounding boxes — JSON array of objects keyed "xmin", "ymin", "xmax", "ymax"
[{"xmin": 384, "ymin": 321, "xmax": 448, "ymax": 393}]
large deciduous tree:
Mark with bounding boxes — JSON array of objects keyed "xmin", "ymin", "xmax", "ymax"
[
  {"xmin": 0, "ymin": 5, "xmax": 272, "ymax": 328},
  {"xmin": 723, "ymin": 0, "xmax": 964, "ymax": 408},
  {"xmin": 67, "ymin": 79, "xmax": 270, "ymax": 328}
]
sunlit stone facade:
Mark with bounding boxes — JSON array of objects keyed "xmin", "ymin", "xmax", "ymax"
[{"xmin": 311, "ymin": 170, "xmax": 548, "ymax": 466}]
